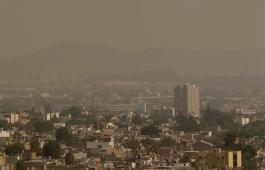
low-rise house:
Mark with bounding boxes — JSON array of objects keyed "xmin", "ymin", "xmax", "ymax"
[
  {"xmin": 86, "ymin": 141, "xmax": 112, "ymax": 151},
  {"xmin": 192, "ymin": 140, "xmax": 215, "ymax": 152},
  {"xmin": 0, "ymin": 128, "xmax": 10, "ymax": 138},
  {"xmin": 193, "ymin": 148, "xmax": 242, "ymax": 170},
  {"xmin": 44, "ymin": 112, "xmax": 60, "ymax": 121},
  {"xmin": 159, "ymin": 147, "xmax": 174, "ymax": 162},
  {"xmin": 234, "ymin": 108, "xmax": 257, "ymax": 125}
]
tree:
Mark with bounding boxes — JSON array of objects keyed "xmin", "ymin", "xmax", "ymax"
[
  {"xmin": 5, "ymin": 143, "xmax": 25, "ymax": 156},
  {"xmin": 55, "ymin": 127, "xmax": 73, "ymax": 145},
  {"xmin": 43, "ymin": 141, "xmax": 61, "ymax": 159},
  {"xmin": 180, "ymin": 155, "xmax": 191, "ymax": 164},
  {"xmin": 30, "ymin": 141, "xmax": 42, "ymax": 156},
  {"xmin": 141, "ymin": 124, "xmax": 160, "ymax": 137},
  {"xmin": 124, "ymin": 139, "xmax": 141, "ymax": 152},
  {"xmin": 16, "ymin": 160, "xmax": 26, "ymax": 170},
  {"xmin": 150, "ymin": 112, "xmax": 171, "ymax": 125},
  {"xmin": 242, "ymin": 145, "xmax": 257, "ymax": 170},
  {"xmin": 131, "ymin": 113, "xmax": 144, "ymax": 125},
  {"xmin": 65, "ymin": 152, "xmax": 75, "ymax": 165},
  {"xmin": 243, "ymin": 120, "xmax": 265, "ymax": 137},
  {"xmin": 85, "ymin": 115, "xmax": 98, "ymax": 125},
  {"xmin": 33, "ymin": 121, "xmax": 54, "ymax": 133},
  {"xmin": 223, "ymin": 132, "xmax": 237, "ymax": 146},
  {"xmin": 62, "ymin": 106, "xmax": 81, "ymax": 116},
  {"xmin": 160, "ymin": 137, "xmax": 176, "ymax": 147},
  {"xmin": 0, "ymin": 119, "xmax": 9, "ymax": 129},
  {"xmin": 142, "ymin": 138, "xmax": 159, "ymax": 153},
  {"xmin": 201, "ymin": 109, "xmax": 235, "ymax": 129},
  {"xmin": 176, "ymin": 115, "xmax": 201, "ymax": 132}
]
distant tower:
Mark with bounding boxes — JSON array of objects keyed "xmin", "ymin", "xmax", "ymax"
[{"xmin": 173, "ymin": 84, "xmax": 200, "ymax": 117}]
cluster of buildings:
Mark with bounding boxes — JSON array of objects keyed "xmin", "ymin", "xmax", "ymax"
[
  {"xmin": 1, "ymin": 82, "xmax": 265, "ymax": 169},
  {"xmin": 0, "ymin": 110, "xmax": 243, "ymax": 169}
]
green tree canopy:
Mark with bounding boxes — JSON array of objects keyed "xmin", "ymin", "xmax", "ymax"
[
  {"xmin": 62, "ymin": 106, "xmax": 81, "ymax": 116},
  {"xmin": 30, "ymin": 141, "xmax": 42, "ymax": 156},
  {"xmin": 5, "ymin": 143, "xmax": 25, "ymax": 156},
  {"xmin": 124, "ymin": 139, "xmax": 141, "ymax": 152},
  {"xmin": 141, "ymin": 138, "xmax": 159, "ymax": 153},
  {"xmin": 16, "ymin": 160, "xmax": 26, "ymax": 170},
  {"xmin": 43, "ymin": 140, "xmax": 61, "ymax": 159},
  {"xmin": 175, "ymin": 115, "xmax": 201, "ymax": 133},
  {"xmin": 131, "ymin": 113, "xmax": 144, "ymax": 125},
  {"xmin": 150, "ymin": 112, "xmax": 171, "ymax": 125},
  {"xmin": 160, "ymin": 137, "xmax": 176, "ymax": 147},
  {"xmin": 33, "ymin": 120, "xmax": 54, "ymax": 133},
  {"xmin": 201, "ymin": 109, "xmax": 235, "ymax": 129},
  {"xmin": 55, "ymin": 127, "xmax": 73, "ymax": 145},
  {"xmin": 244, "ymin": 120, "xmax": 265, "ymax": 137},
  {"xmin": 141, "ymin": 124, "xmax": 160, "ymax": 137},
  {"xmin": 242, "ymin": 145, "xmax": 257, "ymax": 170},
  {"xmin": 223, "ymin": 131, "xmax": 237, "ymax": 147},
  {"xmin": 65, "ymin": 152, "xmax": 75, "ymax": 165},
  {"xmin": 0, "ymin": 119, "xmax": 9, "ymax": 129}
]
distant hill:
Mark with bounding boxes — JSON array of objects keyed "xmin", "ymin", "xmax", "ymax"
[{"xmin": 0, "ymin": 42, "xmax": 264, "ymax": 81}]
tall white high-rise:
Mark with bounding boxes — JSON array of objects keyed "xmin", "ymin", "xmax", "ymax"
[{"xmin": 173, "ymin": 84, "xmax": 200, "ymax": 117}]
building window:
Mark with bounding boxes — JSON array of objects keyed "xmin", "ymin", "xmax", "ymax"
[{"xmin": 233, "ymin": 153, "xmax": 237, "ymax": 167}]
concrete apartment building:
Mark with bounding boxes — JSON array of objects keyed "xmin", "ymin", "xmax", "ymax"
[{"xmin": 174, "ymin": 84, "xmax": 200, "ymax": 117}]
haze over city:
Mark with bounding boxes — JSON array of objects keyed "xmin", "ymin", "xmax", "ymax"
[
  {"xmin": 0, "ymin": 1, "xmax": 265, "ymax": 170},
  {"xmin": 0, "ymin": 0, "xmax": 265, "ymax": 80}
]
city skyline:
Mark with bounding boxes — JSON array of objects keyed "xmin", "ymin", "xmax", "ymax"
[{"xmin": 0, "ymin": 1, "xmax": 264, "ymax": 169}]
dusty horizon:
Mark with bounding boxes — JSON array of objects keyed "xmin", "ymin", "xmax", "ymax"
[{"xmin": 0, "ymin": 0, "xmax": 264, "ymax": 58}]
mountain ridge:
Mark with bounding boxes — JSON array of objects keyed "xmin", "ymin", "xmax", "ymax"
[{"xmin": 0, "ymin": 42, "xmax": 264, "ymax": 80}]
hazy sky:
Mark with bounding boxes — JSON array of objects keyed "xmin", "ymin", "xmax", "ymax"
[{"xmin": 0, "ymin": 0, "xmax": 264, "ymax": 58}]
